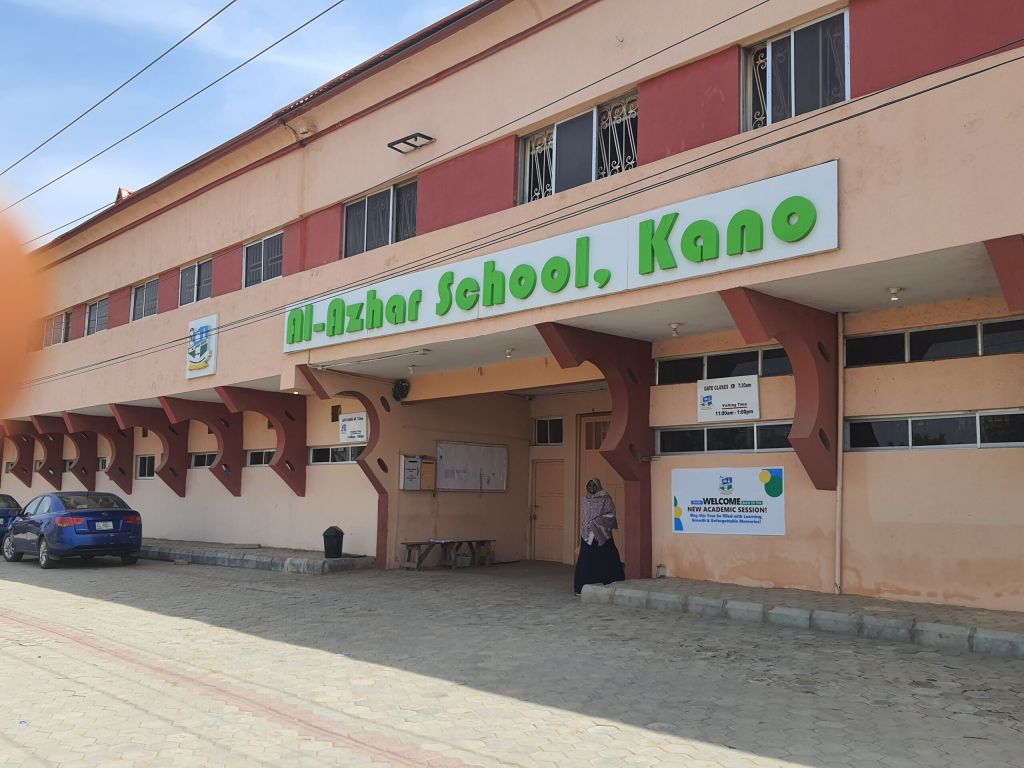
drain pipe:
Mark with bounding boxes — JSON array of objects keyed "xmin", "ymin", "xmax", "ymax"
[{"xmin": 834, "ymin": 312, "xmax": 846, "ymax": 594}]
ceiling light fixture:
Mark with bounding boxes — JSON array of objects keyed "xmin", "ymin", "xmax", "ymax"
[
  {"xmin": 669, "ymin": 322, "xmax": 681, "ymax": 337},
  {"xmin": 888, "ymin": 287, "xmax": 902, "ymax": 303},
  {"xmin": 408, "ymin": 364, "xmax": 416, "ymax": 376},
  {"xmin": 505, "ymin": 347, "xmax": 514, "ymax": 359}
]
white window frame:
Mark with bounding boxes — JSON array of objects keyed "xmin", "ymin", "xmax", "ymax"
[
  {"xmin": 343, "ymin": 180, "xmax": 418, "ymax": 258},
  {"xmin": 844, "ymin": 409, "xmax": 1024, "ymax": 451},
  {"xmin": 520, "ymin": 108, "xmax": 599, "ymax": 204},
  {"xmin": 180, "ymin": 259, "xmax": 213, "ymax": 306},
  {"xmin": 136, "ymin": 455, "xmax": 156, "ymax": 479},
  {"xmin": 655, "ymin": 421, "xmax": 795, "ymax": 455},
  {"xmin": 86, "ymin": 297, "xmax": 109, "ymax": 336},
  {"xmin": 308, "ymin": 445, "xmax": 365, "ymax": 465},
  {"xmin": 246, "ymin": 449, "xmax": 276, "ymax": 467},
  {"xmin": 130, "ymin": 278, "xmax": 160, "ymax": 322},
  {"xmin": 190, "ymin": 452, "xmax": 217, "ymax": 468},
  {"xmin": 42, "ymin": 311, "xmax": 71, "ymax": 347},
  {"xmin": 845, "ymin": 316, "xmax": 1024, "ymax": 367},
  {"xmin": 533, "ymin": 417, "xmax": 564, "ymax": 446},
  {"xmin": 745, "ymin": 9, "xmax": 851, "ymax": 130},
  {"xmin": 242, "ymin": 231, "xmax": 284, "ymax": 288},
  {"xmin": 655, "ymin": 346, "xmax": 791, "ymax": 385},
  {"xmin": 98, "ymin": 457, "xmax": 109, "ymax": 471},
  {"xmin": 63, "ymin": 459, "xmax": 74, "ymax": 472}
]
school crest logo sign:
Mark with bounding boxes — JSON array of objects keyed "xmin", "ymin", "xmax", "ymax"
[{"xmin": 186, "ymin": 314, "xmax": 219, "ymax": 379}]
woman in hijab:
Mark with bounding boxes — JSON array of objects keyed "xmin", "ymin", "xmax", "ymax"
[{"xmin": 574, "ymin": 477, "xmax": 625, "ymax": 595}]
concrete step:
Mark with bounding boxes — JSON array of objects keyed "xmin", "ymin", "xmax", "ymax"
[
  {"xmin": 140, "ymin": 539, "xmax": 374, "ymax": 575},
  {"xmin": 582, "ymin": 580, "xmax": 1024, "ymax": 660}
]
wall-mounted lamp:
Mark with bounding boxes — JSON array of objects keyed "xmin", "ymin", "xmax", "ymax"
[
  {"xmin": 669, "ymin": 322, "xmax": 682, "ymax": 337},
  {"xmin": 408, "ymin": 364, "xmax": 416, "ymax": 376},
  {"xmin": 888, "ymin": 287, "xmax": 903, "ymax": 303},
  {"xmin": 388, "ymin": 132, "xmax": 435, "ymax": 154},
  {"xmin": 505, "ymin": 347, "xmax": 514, "ymax": 359}
]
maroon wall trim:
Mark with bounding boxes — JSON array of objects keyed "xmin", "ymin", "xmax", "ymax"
[
  {"xmin": 63, "ymin": 413, "xmax": 134, "ymax": 495},
  {"xmin": 106, "ymin": 286, "xmax": 132, "ymax": 330},
  {"xmin": 160, "ymin": 397, "xmax": 244, "ymax": 496},
  {"xmin": 157, "ymin": 269, "xmax": 179, "ymax": 314},
  {"xmin": 283, "ymin": 221, "xmax": 303, "ymax": 276},
  {"xmin": 417, "ymin": 136, "xmax": 519, "ymax": 235},
  {"xmin": 850, "ymin": 0, "xmax": 1024, "ymax": 97},
  {"xmin": 212, "ymin": 246, "xmax": 243, "ymax": 297},
  {"xmin": 985, "ymin": 235, "xmax": 1024, "ymax": 312},
  {"xmin": 536, "ymin": 323, "xmax": 654, "ymax": 580},
  {"xmin": 302, "ymin": 205, "xmax": 343, "ymax": 270},
  {"xmin": 720, "ymin": 288, "xmax": 838, "ymax": 491},
  {"xmin": 637, "ymin": 47, "xmax": 741, "ymax": 165},
  {"xmin": 111, "ymin": 405, "xmax": 188, "ymax": 497},
  {"xmin": 69, "ymin": 304, "xmax": 86, "ymax": 341}
]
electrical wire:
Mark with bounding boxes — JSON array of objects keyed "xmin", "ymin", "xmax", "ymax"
[
  {"xmin": 3, "ymin": 0, "xmax": 352, "ymax": 213},
  {"xmin": 0, "ymin": 0, "xmax": 241, "ymax": 179},
  {"xmin": 20, "ymin": 44, "xmax": 1024, "ymax": 388}
]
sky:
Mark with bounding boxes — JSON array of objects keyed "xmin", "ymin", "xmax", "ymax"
[{"xmin": 0, "ymin": 0, "xmax": 469, "ymax": 245}]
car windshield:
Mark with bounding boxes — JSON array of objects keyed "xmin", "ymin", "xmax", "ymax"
[
  {"xmin": 57, "ymin": 493, "xmax": 130, "ymax": 511},
  {"xmin": 0, "ymin": 496, "xmax": 19, "ymax": 510}
]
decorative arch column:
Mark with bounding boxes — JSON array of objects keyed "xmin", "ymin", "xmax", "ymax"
[
  {"xmin": 111, "ymin": 405, "xmax": 188, "ymax": 497},
  {"xmin": 63, "ymin": 413, "xmax": 134, "ymax": 495},
  {"xmin": 298, "ymin": 364, "xmax": 395, "ymax": 569},
  {"xmin": 159, "ymin": 398, "xmax": 243, "ymax": 496},
  {"xmin": 1, "ymin": 421, "xmax": 38, "ymax": 489},
  {"xmin": 215, "ymin": 387, "xmax": 307, "ymax": 497},
  {"xmin": 536, "ymin": 323, "xmax": 655, "ymax": 579},
  {"xmin": 985, "ymin": 234, "xmax": 1024, "ymax": 311},
  {"xmin": 719, "ymin": 287, "xmax": 838, "ymax": 491},
  {"xmin": 32, "ymin": 415, "xmax": 97, "ymax": 491}
]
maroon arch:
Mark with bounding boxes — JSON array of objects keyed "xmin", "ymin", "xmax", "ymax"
[
  {"xmin": 111, "ymin": 405, "xmax": 188, "ymax": 497},
  {"xmin": 159, "ymin": 397, "xmax": 243, "ymax": 497},
  {"xmin": 33, "ymin": 414, "xmax": 97, "ymax": 491},
  {"xmin": 63, "ymin": 413, "xmax": 134, "ymax": 495},
  {"xmin": 2, "ymin": 421, "xmax": 37, "ymax": 489}
]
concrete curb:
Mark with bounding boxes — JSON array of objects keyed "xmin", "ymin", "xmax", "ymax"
[
  {"xmin": 580, "ymin": 584, "xmax": 1024, "ymax": 660},
  {"xmin": 140, "ymin": 543, "xmax": 373, "ymax": 575}
]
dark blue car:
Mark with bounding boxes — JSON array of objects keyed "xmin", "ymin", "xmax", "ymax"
[
  {"xmin": 2, "ymin": 491, "xmax": 142, "ymax": 569},
  {"xmin": 0, "ymin": 494, "xmax": 21, "ymax": 536}
]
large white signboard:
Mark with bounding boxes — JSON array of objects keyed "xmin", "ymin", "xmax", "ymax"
[
  {"xmin": 338, "ymin": 412, "xmax": 367, "ymax": 444},
  {"xmin": 672, "ymin": 467, "xmax": 785, "ymax": 535},
  {"xmin": 284, "ymin": 162, "xmax": 839, "ymax": 352},
  {"xmin": 186, "ymin": 314, "xmax": 218, "ymax": 379},
  {"xmin": 697, "ymin": 375, "xmax": 760, "ymax": 423}
]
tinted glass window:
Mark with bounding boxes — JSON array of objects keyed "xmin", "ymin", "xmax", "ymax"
[
  {"xmin": 365, "ymin": 190, "xmax": 391, "ymax": 251},
  {"xmin": 771, "ymin": 35, "xmax": 792, "ymax": 121},
  {"xmin": 845, "ymin": 334, "xmax": 904, "ymax": 367},
  {"xmin": 344, "ymin": 199, "xmax": 366, "ymax": 257},
  {"xmin": 57, "ymin": 493, "xmax": 129, "ymax": 510},
  {"xmin": 658, "ymin": 357, "xmax": 702, "ymax": 385},
  {"xmin": 180, "ymin": 265, "xmax": 197, "ymax": 305},
  {"xmin": 553, "ymin": 111, "xmax": 594, "ymax": 193},
  {"xmin": 22, "ymin": 498, "xmax": 41, "ymax": 516},
  {"xmin": 35, "ymin": 497, "xmax": 52, "ymax": 516},
  {"xmin": 706, "ymin": 426, "xmax": 755, "ymax": 452},
  {"xmin": 262, "ymin": 234, "xmax": 283, "ymax": 281},
  {"xmin": 310, "ymin": 448, "xmax": 331, "ymax": 464},
  {"xmin": 658, "ymin": 429, "xmax": 704, "ymax": 454},
  {"xmin": 911, "ymin": 416, "xmax": 977, "ymax": 447},
  {"xmin": 757, "ymin": 423, "xmax": 792, "ymax": 450},
  {"xmin": 761, "ymin": 347, "xmax": 793, "ymax": 377},
  {"xmin": 196, "ymin": 260, "xmax": 213, "ymax": 301},
  {"xmin": 848, "ymin": 420, "xmax": 909, "ymax": 448},
  {"xmin": 707, "ymin": 351, "xmax": 758, "ymax": 379},
  {"xmin": 909, "ymin": 325, "xmax": 977, "ymax": 362},
  {"xmin": 980, "ymin": 413, "xmax": 1024, "ymax": 444},
  {"xmin": 793, "ymin": 13, "xmax": 846, "ymax": 116},
  {"xmin": 0, "ymin": 495, "xmax": 18, "ymax": 509},
  {"xmin": 983, "ymin": 319, "xmax": 1024, "ymax": 356},
  {"xmin": 394, "ymin": 182, "xmax": 417, "ymax": 243}
]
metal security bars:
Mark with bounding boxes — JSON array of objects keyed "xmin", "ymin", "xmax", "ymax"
[
  {"xmin": 43, "ymin": 312, "xmax": 72, "ymax": 347},
  {"xmin": 343, "ymin": 181, "xmax": 418, "ymax": 258},
  {"xmin": 243, "ymin": 232, "xmax": 284, "ymax": 288},
  {"xmin": 131, "ymin": 279, "xmax": 159, "ymax": 321},
  {"xmin": 520, "ymin": 92, "xmax": 639, "ymax": 203},
  {"xmin": 86, "ymin": 297, "xmax": 109, "ymax": 335},
  {"xmin": 180, "ymin": 260, "xmax": 213, "ymax": 306},
  {"xmin": 744, "ymin": 10, "xmax": 849, "ymax": 130}
]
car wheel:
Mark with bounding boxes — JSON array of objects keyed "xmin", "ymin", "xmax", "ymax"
[
  {"xmin": 38, "ymin": 539, "xmax": 53, "ymax": 569},
  {"xmin": 2, "ymin": 534, "xmax": 22, "ymax": 562},
  {"xmin": 121, "ymin": 554, "xmax": 139, "ymax": 565}
]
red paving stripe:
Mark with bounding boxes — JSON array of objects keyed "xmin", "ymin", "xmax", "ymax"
[{"xmin": 0, "ymin": 608, "xmax": 481, "ymax": 768}]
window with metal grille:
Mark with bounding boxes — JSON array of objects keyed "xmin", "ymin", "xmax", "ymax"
[
  {"xmin": 745, "ymin": 10, "xmax": 848, "ymax": 130},
  {"xmin": 43, "ymin": 312, "xmax": 72, "ymax": 347},
  {"xmin": 520, "ymin": 92, "xmax": 638, "ymax": 203},
  {"xmin": 343, "ymin": 181, "xmax": 417, "ymax": 258},
  {"xmin": 136, "ymin": 455, "xmax": 156, "ymax": 479},
  {"xmin": 86, "ymin": 297, "xmax": 109, "ymax": 335},
  {"xmin": 131, "ymin": 279, "xmax": 160, "ymax": 321},
  {"xmin": 180, "ymin": 260, "xmax": 213, "ymax": 305},
  {"xmin": 243, "ymin": 232, "xmax": 284, "ymax": 287}
]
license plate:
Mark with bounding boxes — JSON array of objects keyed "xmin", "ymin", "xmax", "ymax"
[{"xmin": 95, "ymin": 521, "xmax": 114, "ymax": 531}]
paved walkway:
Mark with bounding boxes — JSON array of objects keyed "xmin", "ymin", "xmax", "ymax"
[
  {"xmin": 0, "ymin": 559, "xmax": 1021, "ymax": 767},
  {"xmin": 141, "ymin": 538, "xmax": 373, "ymax": 574}
]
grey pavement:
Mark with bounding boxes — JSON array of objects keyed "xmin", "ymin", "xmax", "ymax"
[
  {"xmin": 584, "ymin": 578, "xmax": 1024, "ymax": 660},
  {"xmin": 141, "ymin": 537, "xmax": 374, "ymax": 575},
  {"xmin": 0, "ymin": 557, "xmax": 1020, "ymax": 767}
]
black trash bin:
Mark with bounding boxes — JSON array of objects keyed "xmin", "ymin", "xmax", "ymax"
[{"xmin": 323, "ymin": 526, "xmax": 344, "ymax": 559}]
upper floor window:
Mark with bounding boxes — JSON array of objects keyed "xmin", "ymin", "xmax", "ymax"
[
  {"xmin": 180, "ymin": 260, "xmax": 213, "ymax": 305},
  {"xmin": 846, "ymin": 318, "xmax": 1024, "ymax": 367},
  {"xmin": 244, "ymin": 232, "xmax": 284, "ymax": 288},
  {"xmin": 344, "ymin": 181, "xmax": 418, "ymax": 258},
  {"xmin": 745, "ymin": 10, "xmax": 848, "ymax": 130},
  {"xmin": 131, "ymin": 279, "xmax": 159, "ymax": 321},
  {"xmin": 534, "ymin": 417, "xmax": 564, "ymax": 445},
  {"xmin": 657, "ymin": 347, "xmax": 792, "ymax": 385},
  {"xmin": 520, "ymin": 91, "xmax": 639, "ymax": 203},
  {"xmin": 43, "ymin": 311, "xmax": 72, "ymax": 347},
  {"xmin": 86, "ymin": 297, "xmax": 109, "ymax": 335}
]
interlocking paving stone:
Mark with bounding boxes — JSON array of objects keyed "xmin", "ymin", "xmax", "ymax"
[{"xmin": 0, "ymin": 560, "xmax": 1020, "ymax": 766}]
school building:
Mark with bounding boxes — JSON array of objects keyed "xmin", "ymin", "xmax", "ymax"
[{"xmin": 6, "ymin": 0, "xmax": 1024, "ymax": 610}]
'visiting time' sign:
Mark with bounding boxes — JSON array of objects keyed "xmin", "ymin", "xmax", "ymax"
[{"xmin": 283, "ymin": 162, "xmax": 838, "ymax": 353}]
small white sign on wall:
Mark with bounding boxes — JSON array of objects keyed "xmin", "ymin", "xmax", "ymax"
[
  {"xmin": 697, "ymin": 375, "xmax": 760, "ymax": 423},
  {"xmin": 186, "ymin": 314, "xmax": 219, "ymax": 379},
  {"xmin": 672, "ymin": 467, "xmax": 785, "ymax": 536},
  {"xmin": 339, "ymin": 412, "xmax": 367, "ymax": 444}
]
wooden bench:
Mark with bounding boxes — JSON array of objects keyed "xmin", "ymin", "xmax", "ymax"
[{"xmin": 402, "ymin": 539, "xmax": 495, "ymax": 570}]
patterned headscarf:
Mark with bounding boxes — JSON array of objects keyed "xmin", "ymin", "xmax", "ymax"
[{"xmin": 581, "ymin": 477, "xmax": 617, "ymax": 545}]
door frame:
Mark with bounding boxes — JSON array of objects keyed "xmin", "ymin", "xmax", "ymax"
[{"xmin": 530, "ymin": 458, "xmax": 564, "ymax": 562}]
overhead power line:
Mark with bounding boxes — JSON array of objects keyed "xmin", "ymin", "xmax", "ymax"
[
  {"xmin": 3, "ymin": 0, "xmax": 352, "ymax": 214},
  {"xmin": 0, "ymin": 0, "xmax": 241, "ymax": 180},
  {"xmin": 21, "ymin": 45, "xmax": 1024, "ymax": 388}
]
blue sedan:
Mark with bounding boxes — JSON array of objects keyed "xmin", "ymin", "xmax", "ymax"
[
  {"xmin": 3, "ymin": 492, "xmax": 142, "ymax": 568},
  {"xmin": 0, "ymin": 494, "xmax": 21, "ymax": 537}
]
